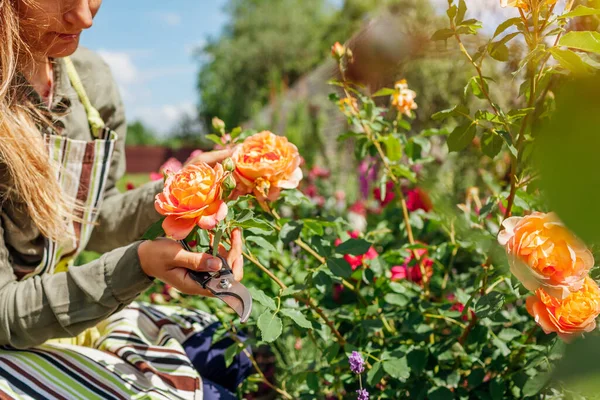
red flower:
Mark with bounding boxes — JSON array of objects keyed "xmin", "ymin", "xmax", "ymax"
[
  {"xmin": 373, "ymin": 181, "xmax": 395, "ymax": 207},
  {"xmin": 406, "ymin": 188, "xmax": 432, "ymax": 212},
  {"xmin": 349, "ymin": 201, "xmax": 366, "ymax": 216},
  {"xmin": 125, "ymin": 182, "xmax": 135, "ymax": 191},
  {"xmin": 304, "ymin": 184, "xmax": 318, "ymax": 198},
  {"xmin": 334, "ymin": 231, "xmax": 378, "ymax": 270},
  {"xmin": 448, "ymin": 294, "xmax": 476, "ymax": 321},
  {"xmin": 390, "ymin": 247, "xmax": 433, "ymax": 285}
]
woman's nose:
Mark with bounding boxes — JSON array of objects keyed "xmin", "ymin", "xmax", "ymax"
[{"xmin": 63, "ymin": 0, "xmax": 94, "ymax": 30}]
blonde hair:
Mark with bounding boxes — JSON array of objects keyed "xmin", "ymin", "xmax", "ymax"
[{"xmin": 0, "ymin": 0, "xmax": 72, "ymax": 241}]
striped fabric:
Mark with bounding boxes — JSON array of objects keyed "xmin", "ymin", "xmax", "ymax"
[
  {"xmin": 0, "ymin": 303, "xmax": 217, "ymax": 400},
  {"xmin": 0, "ymin": 65, "xmax": 216, "ymax": 398}
]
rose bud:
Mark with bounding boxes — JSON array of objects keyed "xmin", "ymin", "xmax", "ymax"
[
  {"xmin": 222, "ymin": 173, "xmax": 237, "ymax": 192},
  {"xmin": 223, "ymin": 157, "xmax": 235, "ymax": 172},
  {"xmin": 212, "ymin": 117, "xmax": 226, "ymax": 133}
]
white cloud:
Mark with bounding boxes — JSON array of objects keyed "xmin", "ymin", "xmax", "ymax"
[
  {"xmin": 149, "ymin": 12, "xmax": 182, "ymax": 27},
  {"xmin": 97, "ymin": 50, "xmax": 138, "ymax": 85},
  {"xmin": 162, "ymin": 12, "xmax": 182, "ymax": 26},
  {"xmin": 96, "ymin": 48, "xmax": 198, "ymax": 134}
]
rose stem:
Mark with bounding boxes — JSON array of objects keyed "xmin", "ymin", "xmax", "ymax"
[{"xmin": 212, "ymin": 228, "xmax": 224, "ymax": 257}]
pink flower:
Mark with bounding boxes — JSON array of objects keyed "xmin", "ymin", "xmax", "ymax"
[
  {"xmin": 150, "ymin": 157, "xmax": 184, "ymax": 181},
  {"xmin": 390, "ymin": 247, "xmax": 433, "ymax": 285},
  {"xmin": 309, "ymin": 165, "xmax": 331, "ymax": 180},
  {"xmin": 185, "ymin": 149, "xmax": 204, "ymax": 165},
  {"xmin": 304, "ymin": 184, "xmax": 319, "ymax": 198},
  {"xmin": 349, "ymin": 201, "xmax": 367, "ymax": 216}
]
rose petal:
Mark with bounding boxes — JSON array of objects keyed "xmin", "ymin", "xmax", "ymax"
[{"xmin": 163, "ymin": 216, "xmax": 197, "ymax": 240}]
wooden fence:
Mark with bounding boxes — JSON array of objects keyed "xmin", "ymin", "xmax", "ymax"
[{"xmin": 125, "ymin": 146, "xmax": 198, "ymax": 173}]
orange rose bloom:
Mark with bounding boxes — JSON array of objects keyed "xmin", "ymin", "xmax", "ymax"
[
  {"xmin": 498, "ymin": 212, "xmax": 594, "ymax": 299},
  {"xmin": 527, "ymin": 277, "xmax": 600, "ymax": 342},
  {"xmin": 500, "ymin": 0, "xmax": 557, "ymax": 11},
  {"xmin": 155, "ymin": 162, "xmax": 228, "ymax": 240},
  {"xmin": 232, "ymin": 131, "xmax": 303, "ymax": 203},
  {"xmin": 391, "ymin": 79, "xmax": 417, "ymax": 117}
]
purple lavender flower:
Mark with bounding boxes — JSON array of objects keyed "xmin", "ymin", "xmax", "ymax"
[
  {"xmin": 358, "ymin": 159, "xmax": 378, "ymax": 199},
  {"xmin": 356, "ymin": 389, "xmax": 369, "ymax": 400},
  {"xmin": 348, "ymin": 351, "xmax": 365, "ymax": 374}
]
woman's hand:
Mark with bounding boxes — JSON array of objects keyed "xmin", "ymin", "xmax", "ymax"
[
  {"xmin": 185, "ymin": 148, "xmax": 234, "ymax": 168},
  {"xmin": 138, "ymin": 229, "xmax": 244, "ymax": 296}
]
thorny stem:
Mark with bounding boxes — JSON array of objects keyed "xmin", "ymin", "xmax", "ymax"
[
  {"xmin": 337, "ymin": 63, "xmax": 430, "ymax": 294},
  {"xmin": 228, "ymin": 331, "xmax": 293, "ymax": 399},
  {"xmin": 450, "ymin": 21, "xmax": 512, "ymax": 136},
  {"xmin": 212, "ymin": 229, "xmax": 224, "ymax": 257},
  {"xmin": 424, "ymin": 313, "xmax": 467, "ymax": 329},
  {"xmin": 242, "ymin": 248, "xmax": 288, "ymax": 290}
]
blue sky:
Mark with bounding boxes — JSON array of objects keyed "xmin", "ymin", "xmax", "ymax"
[{"xmin": 81, "ymin": 1, "xmax": 229, "ymax": 135}]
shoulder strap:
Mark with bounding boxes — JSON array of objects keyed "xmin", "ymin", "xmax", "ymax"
[{"xmin": 63, "ymin": 56, "xmax": 105, "ymax": 138}]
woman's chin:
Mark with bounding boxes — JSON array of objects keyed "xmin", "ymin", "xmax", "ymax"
[{"xmin": 46, "ymin": 40, "xmax": 80, "ymax": 58}]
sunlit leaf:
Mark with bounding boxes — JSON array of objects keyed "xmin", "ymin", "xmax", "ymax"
[
  {"xmin": 560, "ymin": 5, "xmax": 600, "ymax": 19},
  {"xmin": 257, "ymin": 311, "xmax": 283, "ymax": 342}
]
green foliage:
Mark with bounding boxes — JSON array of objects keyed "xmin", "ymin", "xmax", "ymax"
[
  {"xmin": 197, "ymin": 0, "xmax": 334, "ymax": 128},
  {"xmin": 136, "ymin": 1, "xmax": 600, "ymax": 398}
]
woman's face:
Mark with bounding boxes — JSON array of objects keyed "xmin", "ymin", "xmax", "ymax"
[{"xmin": 18, "ymin": 0, "xmax": 102, "ymax": 58}]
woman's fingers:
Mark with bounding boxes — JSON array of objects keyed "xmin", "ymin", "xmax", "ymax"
[
  {"xmin": 216, "ymin": 229, "xmax": 244, "ymax": 281},
  {"xmin": 171, "ymin": 245, "xmax": 222, "ymax": 272},
  {"xmin": 186, "ymin": 149, "xmax": 234, "ymax": 167},
  {"xmin": 228, "ymin": 229, "xmax": 243, "ymax": 266},
  {"xmin": 167, "ymin": 267, "xmax": 214, "ymax": 296}
]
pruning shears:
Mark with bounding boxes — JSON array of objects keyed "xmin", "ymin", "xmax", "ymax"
[{"xmin": 180, "ymin": 240, "xmax": 252, "ymax": 323}]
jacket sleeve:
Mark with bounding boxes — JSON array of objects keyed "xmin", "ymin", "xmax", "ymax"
[
  {"xmin": 0, "ymin": 217, "xmax": 153, "ymax": 348},
  {"xmin": 72, "ymin": 48, "xmax": 164, "ymax": 253}
]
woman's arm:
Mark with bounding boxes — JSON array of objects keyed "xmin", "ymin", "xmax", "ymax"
[{"xmin": 0, "ymin": 217, "xmax": 153, "ymax": 348}]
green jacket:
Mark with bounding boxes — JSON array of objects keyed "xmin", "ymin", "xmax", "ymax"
[{"xmin": 0, "ymin": 47, "xmax": 161, "ymax": 348}]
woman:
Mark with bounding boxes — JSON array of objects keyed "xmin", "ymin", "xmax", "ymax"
[{"xmin": 0, "ymin": 1, "xmax": 250, "ymax": 399}]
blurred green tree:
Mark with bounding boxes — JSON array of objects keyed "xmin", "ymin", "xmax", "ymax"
[
  {"xmin": 196, "ymin": 0, "xmax": 334, "ymax": 128},
  {"xmin": 126, "ymin": 120, "xmax": 157, "ymax": 146}
]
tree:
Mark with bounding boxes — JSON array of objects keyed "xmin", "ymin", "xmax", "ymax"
[
  {"xmin": 126, "ymin": 120, "xmax": 157, "ymax": 146},
  {"xmin": 196, "ymin": 0, "xmax": 335, "ymax": 128}
]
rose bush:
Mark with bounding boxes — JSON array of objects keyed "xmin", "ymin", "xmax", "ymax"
[{"xmin": 141, "ymin": 1, "xmax": 600, "ymax": 398}]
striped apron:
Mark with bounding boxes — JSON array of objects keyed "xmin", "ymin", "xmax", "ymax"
[{"xmin": 0, "ymin": 58, "xmax": 214, "ymax": 399}]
